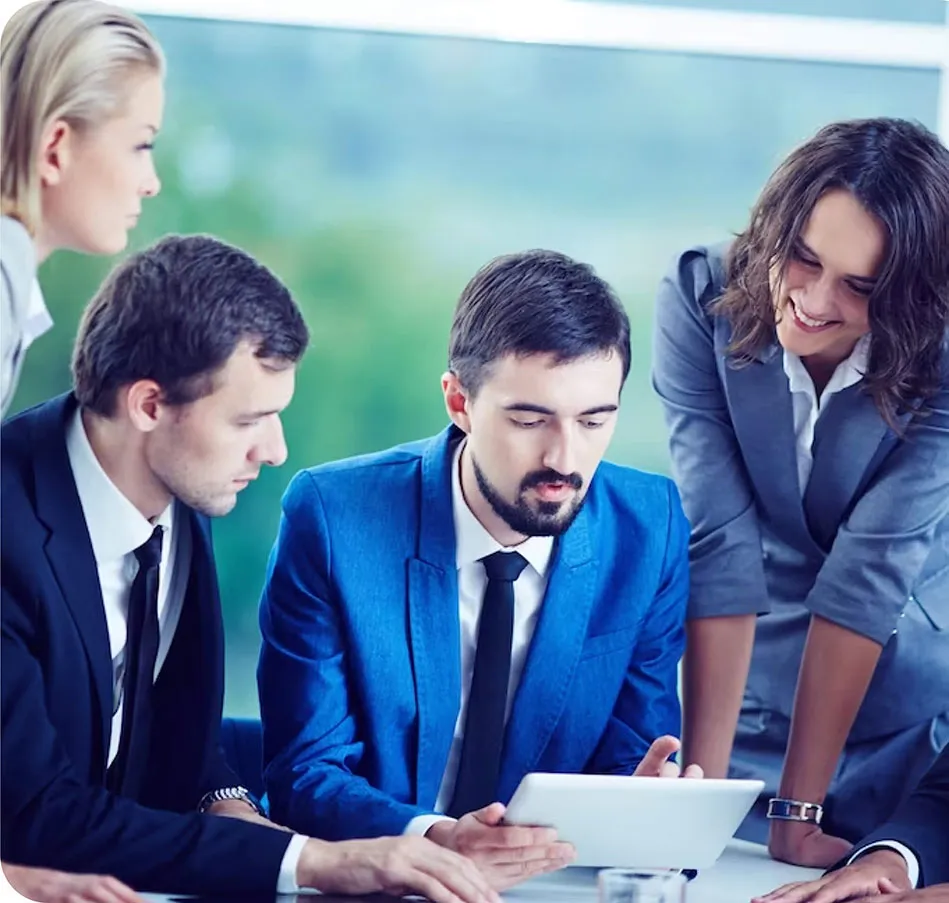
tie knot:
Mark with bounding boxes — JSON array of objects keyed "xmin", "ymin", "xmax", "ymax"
[
  {"xmin": 134, "ymin": 526, "xmax": 163, "ymax": 572},
  {"xmin": 481, "ymin": 550, "xmax": 528, "ymax": 583}
]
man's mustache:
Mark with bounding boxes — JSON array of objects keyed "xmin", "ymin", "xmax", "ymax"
[{"xmin": 520, "ymin": 469, "xmax": 583, "ymax": 492}]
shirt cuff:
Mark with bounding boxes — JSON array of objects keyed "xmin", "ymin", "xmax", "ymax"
[
  {"xmin": 277, "ymin": 833, "xmax": 310, "ymax": 894},
  {"xmin": 848, "ymin": 840, "xmax": 920, "ymax": 889},
  {"xmin": 404, "ymin": 814, "xmax": 456, "ymax": 836}
]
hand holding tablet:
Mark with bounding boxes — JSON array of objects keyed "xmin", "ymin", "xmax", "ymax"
[
  {"xmin": 501, "ymin": 736, "xmax": 760, "ymax": 869},
  {"xmin": 503, "ymin": 772, "xmax": 763, "ymax": 869}
]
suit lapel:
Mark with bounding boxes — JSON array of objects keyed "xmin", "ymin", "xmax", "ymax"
[
  {"xmin": 32, "ymin": 395, "xmax": 113, "ymax": 762},
  {"xmin": 803, "ymin": 386, "xmax": 900, "ymax": 551},
  {"xmin": 147, "ymin": 508, "xmax": 218, "ymax": 808},
  {"xmin": 498, "ymin": 504, "xmax": 596, "ymax": 802},
  {"xmin": 408, "ymin": 428, "xmax": 462, "ymax": 807},
  {"xmin": 721, "ymin": 344, "xmax": 817, "ymax": 552}
]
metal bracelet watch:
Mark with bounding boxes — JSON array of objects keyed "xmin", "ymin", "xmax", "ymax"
[
  {"xmin": 197, "ymin": 785, "xmax": 265, "ymax": 816},
  {"xmin": 766, "ymin": 797, "xmax": 824, "ymax": 825}
]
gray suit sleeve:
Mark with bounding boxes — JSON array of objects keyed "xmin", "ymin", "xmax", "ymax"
[
  {"xmin": 0, "ymin": 217, "xmax": 36, "ymax": 417},
  {"xmin": 804, "ymin": 344, "xmax": 949, "ymax": 644},
  {"xmin": 1, "ymin": 258, "xmax": 22, "ymax": 417},
  {"xmin": 651, "ymin": 246, "xmax": 770, "ymax": 619}
]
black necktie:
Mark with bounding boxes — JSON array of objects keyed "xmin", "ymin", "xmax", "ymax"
[
  {"xmin": 107, "ymin": 526, "xmax": 163, "ymax": 797},
  {"xmin": 447, "ymin": 550, "xmax": 529, "ymax": 818}
]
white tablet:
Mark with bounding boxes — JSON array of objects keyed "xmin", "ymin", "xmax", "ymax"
[{"xmin": 503, "ymin": 773, "xmax": 764, "ymax": 869}]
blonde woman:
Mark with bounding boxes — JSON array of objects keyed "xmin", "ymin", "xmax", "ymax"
[{"xmin": 1, "ymin": 0, "xmax": 164, "ymax": 416}]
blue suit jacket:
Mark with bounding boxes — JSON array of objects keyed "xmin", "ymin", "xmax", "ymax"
[
  {"xmin": 653, "ymin": 245, "xmax": 949, "ymax": 741},
  {"xmin": 1, "ymin": 395, "xmax": 291, "ymax": 894},
  {"xmin": 258, "ymin": 426, "xmax": 689, "ymax": 841}
]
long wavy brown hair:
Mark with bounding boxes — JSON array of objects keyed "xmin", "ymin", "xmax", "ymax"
[{"xmin": 713, "ymin": 118, "xmax": 949, "ymax": 429}]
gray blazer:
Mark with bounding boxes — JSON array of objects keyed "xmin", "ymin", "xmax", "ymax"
[
  {"xmin": 652, "ymin": 244, "xmax": 949, "ymax": 742},
  {"xmin": 1, "ymin": 215, "xmax": 38, "ymax": 417}
]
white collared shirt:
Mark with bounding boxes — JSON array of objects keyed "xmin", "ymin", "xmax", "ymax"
[
  {"xmin": 406, "ymin": 439, "xmax": 554, "ymax": 835},
  {"xmin": 65, "ymin": 408, "xmax": 304, "ymax": 892},
  {"xmin": 65, "ymin": 409, "xmax": 189, "ymax": 766},
  {"xmin": 783, "ymin": 334, "xmax": 870, "ymax": 495}
]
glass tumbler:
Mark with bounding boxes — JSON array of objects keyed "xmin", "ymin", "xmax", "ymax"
[{"xmin": 597, "ymin": 868, "xmax": 687, "ymax": 903}]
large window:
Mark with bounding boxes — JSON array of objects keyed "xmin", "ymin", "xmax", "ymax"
[{"xmin": 13, "ymin": 3, "xmax": 944, "ymax": 713}]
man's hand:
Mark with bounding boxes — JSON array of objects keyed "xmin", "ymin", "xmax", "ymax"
[
  {"xmin": 751, "ymin": 849, "xmax": 913, "ymax": 902},
  {"xmin": 2, "ymin": 863, "xmax": 142, "ymax": 903},
  {"xmin": 296, "ymin": 835, "xmax": 502, "ymax": 903},
  {"xmin": 205, "ymin": 798, "xmax": 291, "ymax": 832},
  {"xmin": 768, "ymin": 819, "xmax": 854, "ymax": 869},
  {"xmin": 426, "ymin": 802, "xmax": 575, "ymax": 890},
  {"xmin": 633, "ymin": 735, "xmax": 704, "ymax": 778}
]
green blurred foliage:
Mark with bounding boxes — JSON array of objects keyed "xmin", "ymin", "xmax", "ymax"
[{"xmin": 9, "ymin": 14, "xmax": 939, "ymax": 713}]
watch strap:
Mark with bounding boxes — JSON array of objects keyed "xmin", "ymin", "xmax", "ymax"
[{"xmin": 197, "ymin": 785, "xmax": 265, "ymax": 816}]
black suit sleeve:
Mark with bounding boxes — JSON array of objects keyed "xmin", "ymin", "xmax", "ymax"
[
  {"xmin": 841, "ymin": 749, "xmax": 949, "ymax": 887},
  {"xmin": 0, "ymin": 587, "xmax": 293, "ymax": 896}
]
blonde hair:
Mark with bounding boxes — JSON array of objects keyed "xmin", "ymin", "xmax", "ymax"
[{"xmin": 1, "ymin": 0, "xmax": 164, "ymax": 234}]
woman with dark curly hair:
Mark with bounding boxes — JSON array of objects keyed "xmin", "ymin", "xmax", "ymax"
[{"xmin": 652, "ymin": 118, "xmax": 949, "ymax": 873}]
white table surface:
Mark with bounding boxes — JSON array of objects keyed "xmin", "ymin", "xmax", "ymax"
[
  {"xmin": 142, "ymin": 840, "xmax": 823, "ymax": 902},
  {"xmin": 506, "ymin": 840, "xmax": 823, "ymax": 902}
]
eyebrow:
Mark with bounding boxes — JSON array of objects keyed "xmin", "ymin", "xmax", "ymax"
[
  {"xmin": 796, "ymin": 238, "xmax": 878, "ymax": 288},
  {"xmin": 504, "ymin": 403, "xmax": 619, "ymax": 416}
]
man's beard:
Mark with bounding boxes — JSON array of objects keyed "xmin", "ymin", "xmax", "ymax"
[{"xmin": 472, "ymin": 456, "xmax": 585, "ymax": 537}]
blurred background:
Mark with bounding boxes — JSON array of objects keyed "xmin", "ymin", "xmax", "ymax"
[{"xmin": 7, "ymin": 0, "xmax": 947, "ymax": 714}]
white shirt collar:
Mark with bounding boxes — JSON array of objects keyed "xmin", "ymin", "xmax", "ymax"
[
  {"xmin": 783, "ymin": 333, "xmax": 870, "ymax": 400},
  {"xmin": 450, "ymin": 439, "xmax": 554, "ymax": 578},
  {"xmin": 65, "ymin": 407, "xmax": 173, "ymax": 564}
]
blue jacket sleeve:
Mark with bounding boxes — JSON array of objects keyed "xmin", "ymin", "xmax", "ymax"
[
  {"xmin": 258, "ymin": 470, "xmax": 431, "ymax": 840},
  {"xmin": 651, "ymin": 246, "xmax": 770, "ymax": 619}
]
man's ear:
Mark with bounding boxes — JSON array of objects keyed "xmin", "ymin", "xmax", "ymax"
[
  {"xmin": 125, "ymin": 380, "xmax": 166, "ymax": 433},
  {"xmin": 441, "ymin": 371, "xmax": 472, "ymax": 434},
  {"xmin": 36, "ymin": 119, "xmax": 75, "ymax": 188}
]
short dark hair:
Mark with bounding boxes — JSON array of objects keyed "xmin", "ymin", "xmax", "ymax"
[
  {"xmin": 714, "ymin": 117, "xmax": 949, "ymax": 428},
  {"xmin": 72, "ymin": 234, "xmax": 309, "ymax": 415},
  {"xmin": 448, "ymin": 249, "xmax": 630, "ymax": 395}
]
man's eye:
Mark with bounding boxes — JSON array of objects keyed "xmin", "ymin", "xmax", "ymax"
[{"xmin": 511, "ymin": 419, "xmax": 542, "ymax": 429}]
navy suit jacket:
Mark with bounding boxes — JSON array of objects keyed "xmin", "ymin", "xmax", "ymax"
[
  {"xmin": 1, "ymin": 395, "xmax": 291, "ymax": 894},
  {"xmin": 258, "ymin": 426, "xmax": 689, "ymax": 841},
  {"xmin": 845, "ymin": 745, "xmax": 949, "ymax": 886}
]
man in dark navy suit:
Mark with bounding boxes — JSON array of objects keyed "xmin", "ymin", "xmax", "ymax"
[
  {"xmin": 0, "ymin": 234, "xmax": 497, "ymax": 903},
  {"xmin": 757, "ymin": 745, "xmax": 948, "ymax": 901}
]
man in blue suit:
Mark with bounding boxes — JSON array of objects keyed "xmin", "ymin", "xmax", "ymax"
[
  {"xmin": 1, "ymin": 235, "xmax": 497, "ymax": 903},
  {"xmin": 259, "ymin": 249, "xmax": 698, "ymax": 890}
]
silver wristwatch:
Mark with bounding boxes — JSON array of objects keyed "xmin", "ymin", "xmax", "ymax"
[
  {"xmin": 766, "ymin": 797, "xmax": 824, "ymax": 825},
  {"xmin": 197, "ymin": 785, "xmax": 265, "ymax": 816}
]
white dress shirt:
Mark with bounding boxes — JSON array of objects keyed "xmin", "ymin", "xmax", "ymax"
[
  {"xmin": 406, "ymin": 440, "xmax": 554, "ymax": 836},
  {"xmin": 848, "ymin": 840, "xmax": 919, "ymax": 888},
  {"xmin": 66, "ymin": 408, "xmax": 189, "ymax": 766},
  {"xmin": 65, "ymin": 409, "xmax": 305, "ymax": 892},
  {"xmin": 783, "ymin": 334, "xmax": 870, "ymax": 495},
  {"xmin": 783, "ymin": 339, "xmax": 919, "ymax": 887}
]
